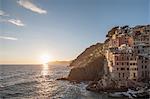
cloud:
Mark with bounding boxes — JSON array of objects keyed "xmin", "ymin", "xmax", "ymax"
[
  {"xmin": 0, "ymin": 10, "xmax": 9, "ymax": 16},
  {"xmin": 0, "ymin": 19, "xmax": 25, "ymax": 27},
  {"xmin": 0, "ymin": 36, "xmax": 18, "ymax": 40},
  {"xmin": 8, "ymin": 19, "xmax": 25, "ymax": 26},
  {"xmin": 17, "ymin": 0, "xmax": 47, "ymax": 14},
  {"xmin": 0, "ymin": 10, "xmax": 25, "ymax": 27}
]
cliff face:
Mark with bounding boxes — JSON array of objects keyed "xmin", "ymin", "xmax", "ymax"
[
  {"xmin": 67, "ymin": 43, "xmax": 107, "ymax": 81},
  {"xmin": 70, "ymin": 43, "xmax": 104, "ymax": 67}
]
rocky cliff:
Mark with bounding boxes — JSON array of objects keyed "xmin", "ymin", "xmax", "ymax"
[
  {"xmin": 67, "ymin": 43, "xmax": 107, "ymax": 81},
  {"xmin": 70, "ymin": 43, "xmax": 104, "ymax": 67}
]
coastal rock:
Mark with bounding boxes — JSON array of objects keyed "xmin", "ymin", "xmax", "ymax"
[
  {"xmin": 68, "ymin": 56, "xmax": 106, "ymax": 81},
  {"xmin": 86, "ymin": 76, "xmax": 128, "ymax": 92},
  {"xmin": 69, "ymin": 43, "xmax": 104, "ymax": 67},
  {"xmin": 67, "ymin": 43, "xmax": 107, "ymax": 81},
  {"xmin": 86, "ymin": 75, "xmax": 147, "ymax": 93}
]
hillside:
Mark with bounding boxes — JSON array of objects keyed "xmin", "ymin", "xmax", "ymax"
[
  {"xmin": 70, "ymin": 43, "xmax": 104, "ymax": 67},
  {"xmin": 67, "ymin": 43, "xmax": 107, "ymax": 81}
]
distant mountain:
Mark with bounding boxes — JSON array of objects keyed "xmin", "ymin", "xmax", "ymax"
[{"xmin": 48, "ymin": 61, "xmax": 72, "ymax": 66}]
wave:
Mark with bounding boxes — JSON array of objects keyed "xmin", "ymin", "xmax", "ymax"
[
  {"xmin": 0, "ymin": 80, "xmax": 39, "ymax": 98},
  {"xmin": 14, "ymin": 80, "xmax": 39, "ymax": 86},
  {"xmin": 1, "ymin": 80, "xmax": 39, "ymax": 89},
  {"xmin": 0, "ymin": 92, "xmax": 23, "ymax": 98},
  {"xmin": 0, "ymin": 72, "xmax": 36, "ymax": 80}
]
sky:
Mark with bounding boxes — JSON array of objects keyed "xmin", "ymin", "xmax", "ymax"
[{"xmin": 0, "ymin": 0, "xmax": 149, "ymax": 64}]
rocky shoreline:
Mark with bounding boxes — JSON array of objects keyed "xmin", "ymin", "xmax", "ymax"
[
  {"xmin": 57, "ymin": 76, "xmax": 150, "ymax": 99},
  {"xmin": 57, "ymin": 75, "xmax": 150, "ymax": 98},
  {"xmin": 86, "ymin": 75, "xmax": 149, "ymax": 91},
  {"xmin": 57, "ymin": 25, "xmax": 150, "ymax": 98}
]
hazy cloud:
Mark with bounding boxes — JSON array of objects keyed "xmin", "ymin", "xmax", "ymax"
[
  {"xmin": 0, "ymin": 10, "xmax": 9, "ymax": 16},
  {"xmin": 8, "ymin": 19, "xmax": 25, "ymax": 26},
  {"xmin": 0, "ymin": 10, "xmax": 25, "ymax": 27},
  {"xmin": 17, "ymin": 0, "xmax": 47, "ymax": 14},
  {"xmin": 0, "ymin": 36, "xmax": 18, "ymax": 40},
  {"xmin": 0, "ymin": 19, "xmax": 25, "ymax": 27}
]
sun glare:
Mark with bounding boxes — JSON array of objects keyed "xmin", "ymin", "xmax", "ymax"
[{"xmin": 40, "ymin": 54, "xmax": 52, "ymax": 64}]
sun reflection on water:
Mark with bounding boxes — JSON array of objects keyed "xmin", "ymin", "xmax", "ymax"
[{"xmin": 41, "ymin": 64, "xmax": 49, "ymax": 76}]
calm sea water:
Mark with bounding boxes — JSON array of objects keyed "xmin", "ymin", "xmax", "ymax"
[{"xmin": 0, "ymin": 64, "xmax": 114, "ymax": 99}]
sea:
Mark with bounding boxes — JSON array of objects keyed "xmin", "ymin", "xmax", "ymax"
[{"xmin": 0, "ymin": 64, "xmax": 119, "ymax": 99}]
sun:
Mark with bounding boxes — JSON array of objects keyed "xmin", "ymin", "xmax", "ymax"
[{"xmin": 40, "ymin": 54, "xmax": 52, "ymax": 64}]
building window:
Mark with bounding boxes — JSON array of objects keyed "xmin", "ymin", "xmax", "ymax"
[
  {"xmin": 127, "ymin": 62, "xmax": 129, "ymax": 65},
  {"xmin": 142, "ymin": 71, "xmax": 144, "ymax": 77},
  {"xmin": 147, "ymin": 38, "xmax": 149, "ymax": 41},
  {"xmin": 127, "ymin": 68, "xmax": 129, "ymax": 70},
  {"xmin": 121, "ymin": 68, "xmax": 125, "ymax": 70},
  {"xmin": 145, "ymin": 65, "xmax": 147, "ymax": 69},
  {"xmin": 145, "ymin": 61, "xmax": 147, "ymax": 63},
  {"xmin": 127, "ymin": 57, "xmax": 129, "ymax": 60},
  {"xmin": 139, "ymin": 56, "xmax": 141, "ymax": 59},
  {"xmin": 117, "ymin": 68, "xmax": 119, "ymax": 70},
  {"xmin": 123, "ymin": 73, "xmax": 124, "ymax": 78},
  {"xmin": 142, "ymin": 65, "xmax": 143, "ymax": 69},
  {"xmin": 116, "ymin": 62, "xmax": 119, "ymax": 65},
  {"xmin": 139, "ymin": 56, "xmax": 143, "ymax": 59},
  {"xmin": 145, "ymin": 71, "xmax": 147, "ymax": 77},
  {"xmin": 133, "ymin": 73, "xmax": 136, "ymax": 77},
  {"xmin": 122, "ymin": 63, "xmax": 124, "ymax": 65}
]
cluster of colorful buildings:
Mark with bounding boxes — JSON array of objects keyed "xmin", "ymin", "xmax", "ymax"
[{"xmin": 104, "ymin": 25, "xmax": 150, "ymax": 81}]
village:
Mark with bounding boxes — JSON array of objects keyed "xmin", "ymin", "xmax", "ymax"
[{"xmin": 104, "ymin": 25, "xmax": 150, "ymax": 82}]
